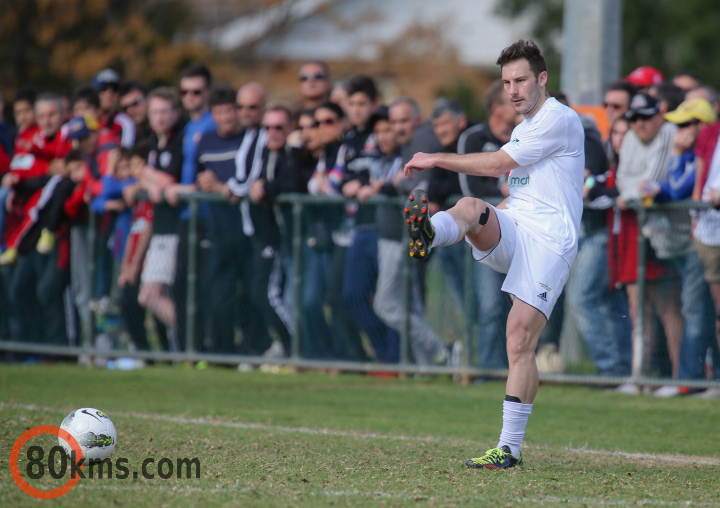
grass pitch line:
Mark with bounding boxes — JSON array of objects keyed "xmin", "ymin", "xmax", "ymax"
[
  {"xmin": 58, "ymin": 483, "xmax": 720, "ymax": 506},
  {"xmin": 4, "ymin": 402, "xmax": 719, "ymax": 467}
]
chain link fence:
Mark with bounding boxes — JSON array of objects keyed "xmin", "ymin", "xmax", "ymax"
[{"xmin": 1, "ymin": 193, "xmax": 719, "ymax": 388}]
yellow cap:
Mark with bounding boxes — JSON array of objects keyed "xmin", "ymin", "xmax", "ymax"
[
  {"xmin": 83, "ymin": 113, "xmax": 100, "ymax": 131},
  {"xmin": 664, "ymin": 98, "xmax": 717, "ymax": 125}
]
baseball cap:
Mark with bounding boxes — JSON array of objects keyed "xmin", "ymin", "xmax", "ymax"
[
  {"xmin": 625, "ymin": 66, "xmax": 664, "ymax": 87},
  {"xmin": 92, "ymin": 69, "xmax": 121, "ymax": 90},
  {"xmin": 664, "ymin": 98, "xmax": 717, "ymax": 125},
  {"xmin": 67, "ymin": 114, "xmax": 100, "ymax": 140},
  {"xmin": 625, "ymin": 93, "xmax": 660, "ymax": 120}
]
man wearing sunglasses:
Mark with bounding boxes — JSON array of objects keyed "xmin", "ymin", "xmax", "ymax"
[
  {"xmin": 92, "ymin": 69, "xmax": 136, "ymax": 149},
  {"xmin": 119, "ymin": 81, "xmax": 150, "ymax": 142},
  {"xmin": 298, "ymin": 61, "xmax": 331, "ymax": 110}
]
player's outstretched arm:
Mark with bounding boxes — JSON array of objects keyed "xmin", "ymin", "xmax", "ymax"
[{"xmin": 404, "ymin": 151, "xmax": 519, "ymax": 178}]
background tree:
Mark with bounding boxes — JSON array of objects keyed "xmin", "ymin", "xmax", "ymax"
[{"xmin": 496, "ymin": 0, "xmax": 720, "ymax": 89}]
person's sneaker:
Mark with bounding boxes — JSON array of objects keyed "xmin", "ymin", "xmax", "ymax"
[
  {"xmin": 0, "ymin": 247, "xmax": 17, "ymax": 265},
  {"xmin": 653, "ymin": 385, "xmax": 680, "ymax": 398},
  {"xmin": 466, "ymin": 446, "xmax": 522, "ymax": 469},
  {"xmin": 36, "ymin": 228, "xmax": 55, "ymax": 254},
  {"xmin": 693, "ymin": 387, "xmax": 720, "ymax": 399},
  {"xmin": 405, "ymin": 189, "xmax": 434, "ymax": 259},
  {"xmin": 614, "ymin": 383, "xmax": 641, "ymax": 395}
]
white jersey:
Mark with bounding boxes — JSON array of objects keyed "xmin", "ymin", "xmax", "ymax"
[{"xmin": 500, "ymin": 97, "xmax": 585, "ymax": 264}]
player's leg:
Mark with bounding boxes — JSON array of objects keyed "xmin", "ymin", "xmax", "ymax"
[
  {"xmin": 505, "ymin": 299, "xmax": 547, "ymax": 403},
  {"xmin": 405, "ymin": 189, "xmax": 500, "ymax": 258}
]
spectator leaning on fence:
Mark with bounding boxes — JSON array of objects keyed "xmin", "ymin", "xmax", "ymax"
[
  {"xmin": 137, "ymin": 87, "xmax": 187, "ymax": 351},
  {"xmin": 615, "ymin": 92, "xmax": 684, "ymax": 384},
  {"xmin": 692, "ymin": 91, "xmax": 720, "ymax": 396},
  {"xmin": 119, "ymin": 81, "xmax": 150, "ymax": 144},
  {"xmin": 638, "ymin": 98, "xmax": 718, "ymax": 395}
]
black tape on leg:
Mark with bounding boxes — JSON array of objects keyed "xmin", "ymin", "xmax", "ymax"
[
  {"xmin": 479, "ymin": 206, "xmax": 490, "ymax": 226},
  {"xmin": 504, "ymin": 395, "xmax": 522, "ymax": 403}
]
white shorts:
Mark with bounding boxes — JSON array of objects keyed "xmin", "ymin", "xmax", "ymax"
[
  {"xmin": 141, "ymin": 234, "xmax": 179, "ymax": 285},
  {"xmin": 464, "ymin": 206, "xmax": 570, "ymax": 320}
]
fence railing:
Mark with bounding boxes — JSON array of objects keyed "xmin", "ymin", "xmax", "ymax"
[{"xmin": 0, "ymin": 192, "xmax": 718, "ymax": 389}]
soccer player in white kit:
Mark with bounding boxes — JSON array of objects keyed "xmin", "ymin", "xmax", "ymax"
[{"xmin": 403, "ymin": 40, "xmax": 585, "ymax": 468}]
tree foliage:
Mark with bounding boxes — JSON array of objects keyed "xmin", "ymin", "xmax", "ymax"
[
  {"xmin": 495, "ymin": 0, "xmax": 720, "ymax": 88},
  {"xmin": 0, "ymin": 0, "xmax": 211, "ymax": 93}
]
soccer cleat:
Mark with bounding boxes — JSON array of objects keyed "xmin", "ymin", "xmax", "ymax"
[
  {"xmin": 405, "ymin": 189, "xmax": 434, "ymax": 260},
  {"xmin": 466, "ymin": 446, "xmax": 523, "ymax": 469},
  {"xmin": 36, "ymin": 228, "xmax": 55, "ymax": 254}
]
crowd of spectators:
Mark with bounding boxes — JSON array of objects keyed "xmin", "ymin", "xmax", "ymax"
[{"xmin": 0, "ymin": 61, "xmax": 718, "ymax": 396}]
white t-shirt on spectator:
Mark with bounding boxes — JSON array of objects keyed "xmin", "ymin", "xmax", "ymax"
[
  {"xmin": 501, "ymin": 97, "xmax": 585, "ymax": 264},
  {"xmin": 695, "ymin": 132, "xmax": 720, "ymax": 246}
]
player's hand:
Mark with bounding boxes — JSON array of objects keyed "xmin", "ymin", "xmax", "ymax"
[
  {"xmin": 403, "ymin": 152, "xmax": 435, "ymax": 177},
  {"xmin": 2, "ymin": 172, "xmax": 19, "ymax": 188},
  {"xmin": 197, "ymin": 170, "xmax": 222, "ymax": 194},
  {"xmin": 148, "ymin": 187, "xmax": 163, "ymax": 204}
]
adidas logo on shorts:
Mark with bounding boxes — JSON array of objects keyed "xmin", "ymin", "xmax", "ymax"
[{"xmin": 537, "ymin": 292, "xmax": 548, "ymax": 302}]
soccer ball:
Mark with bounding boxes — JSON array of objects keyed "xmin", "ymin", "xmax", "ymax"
[{"xmin": 58, "ymin": 408, "xmax": 117, "ymax": 462}]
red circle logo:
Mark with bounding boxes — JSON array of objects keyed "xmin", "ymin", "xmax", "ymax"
[{"xmin": 9, "ymin": 425, "xmax": 84, "ymax": 499}]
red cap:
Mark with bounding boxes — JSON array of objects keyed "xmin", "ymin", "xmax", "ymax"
[{"xmin": 625, "ymin": 66, "xmax": 664, "ymax": 87}]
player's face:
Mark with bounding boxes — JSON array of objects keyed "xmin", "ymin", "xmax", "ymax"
[
  {"xmin": 347, "ymin": 92, "xmax": 376, "ymax": 130},
  {"xmin": 116, "ymin": 158, "xmax": 131, "ymax": 180},
  {"xmin": 501, "ymin": 59, "xmax": 547, "ymax": 117},
  {"xmin": 212, "ymin": 103, "xmax": 241, "ymax": 138},
  {"xmin": 35, "ymin": 100, "xmax": 64, "ymax": 137},
  {"xmin": 148, "ymin": 97, "xmax": 179, "ymax": 136},
  {"xmin": 298, "ymin": 113, "xmax": 321, "ymax": 152},
  {"xmin": 374, "ymin": 119, "xmax": 398, "ymax": 155},
  {"xmin": 68, "ymin": 160, "xmax": 87, "ymax": 183},
  {"xmin": 389, "ymin": 102, "xmax": 418, "ymax": 145},
  {"xmin": 263, "ymin": 110, "xmax": 291, "ymax": 151},
  {"xmin": 13, "ymin": 100, "xmax": 35, "ymax": 129}
]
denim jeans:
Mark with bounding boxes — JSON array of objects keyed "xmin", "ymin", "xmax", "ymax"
[
  {"xmin": 474, "ymin": 262, "xmax": 510, "ymax": 369},
  {"xmin": 678, "ymin": 250, "xmax": 718, "ymax": 379},
  {"xmin": 566, "ymin": 228, "xmax": 632, "ymax": 376},
  {"xmin": 0, "ymin": 186, "xmax": 10, "ymax": 250},
  {"xmin": 343, "ymin": 229, "xmax": 398, "ymax": 363}
]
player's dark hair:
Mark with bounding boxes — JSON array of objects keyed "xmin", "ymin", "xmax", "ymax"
[
  {"xmin": 496, "ymin": 40, "xmax": 547, "ymax": 80},
  {"xmin": 71, "ymin": 85, "xmax": 100, "ymax": 109},
  {"xmin": 181, "ymin": 63, "xmax": 213, "ymax": 88},
  {"xmin": 14, "ymin": 88, "xmax": 37, "ymax": 106},
  {"xmin": 118, "ymin": 81, "xmax": 148, "ymax": 98},
  {"xmin": 315, "ymin": 101, "xmax": 345, "ymax": 119},
  {"xmin": 347, "ymin": 75, "xmax": 378, "ymax": 102},
  {"xmin": 208, "ymin": 84, "xmax": 237, "ymax": 108},
  {"xmin": 130, "ymin": 140, "xmax": 150, "ymax": 162},
  {"xmin": 65, "ymin": 149, "xmax": 83, "ymax": 164}
]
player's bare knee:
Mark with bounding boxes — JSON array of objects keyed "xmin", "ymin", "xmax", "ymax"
[
  {"xmin": 138, "ymin": 284, "xmax": 154, "ymax": 308},
  {"xmin": 506, "ymin": 323, "xmax": 536, "ymax": 363}
]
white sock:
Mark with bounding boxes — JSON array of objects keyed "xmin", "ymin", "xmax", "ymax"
[
  {"xmin": 429, "ymin": 211, "xmax": 460, "ymax": 247},
  {"xmin": 497, "ymin": 400, "xmax": 533, "ymax": 458}
]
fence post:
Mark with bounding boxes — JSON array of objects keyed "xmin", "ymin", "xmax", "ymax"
[
  {"xmin": 86, "ymin": 211, "xmax": 97, "ymax": 355},
  {"xmin": 291, "ymin": 198, "xmax": 303, "ymax": 359},
  {"xmin": 185, "ymin": 198, "xmax": 198, "ymax": 357},
  {"xmin": 461, "ymin": 245, "xmax": 474, "ymax": 384},
  {"xmin": 632, "ymin": 204, "xmax": 648, "ymax": 387},
  {"xmin": 400, "ymin": 214, "xmax": 411, "ymax": 368}
]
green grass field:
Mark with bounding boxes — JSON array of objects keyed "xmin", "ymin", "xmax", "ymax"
[{"xmin": 1, "ymin": 364, "xmax": 719, "ymax": 507}]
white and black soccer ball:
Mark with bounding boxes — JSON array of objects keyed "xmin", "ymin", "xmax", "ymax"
[{"xmin": 58, "ymin": 408, "xmax": 117, "ymax": 462}]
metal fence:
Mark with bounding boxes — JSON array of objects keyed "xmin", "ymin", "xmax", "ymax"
[{"xmin": 0, "ymin": 193, "xmax": 718, "ymax": 389}]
